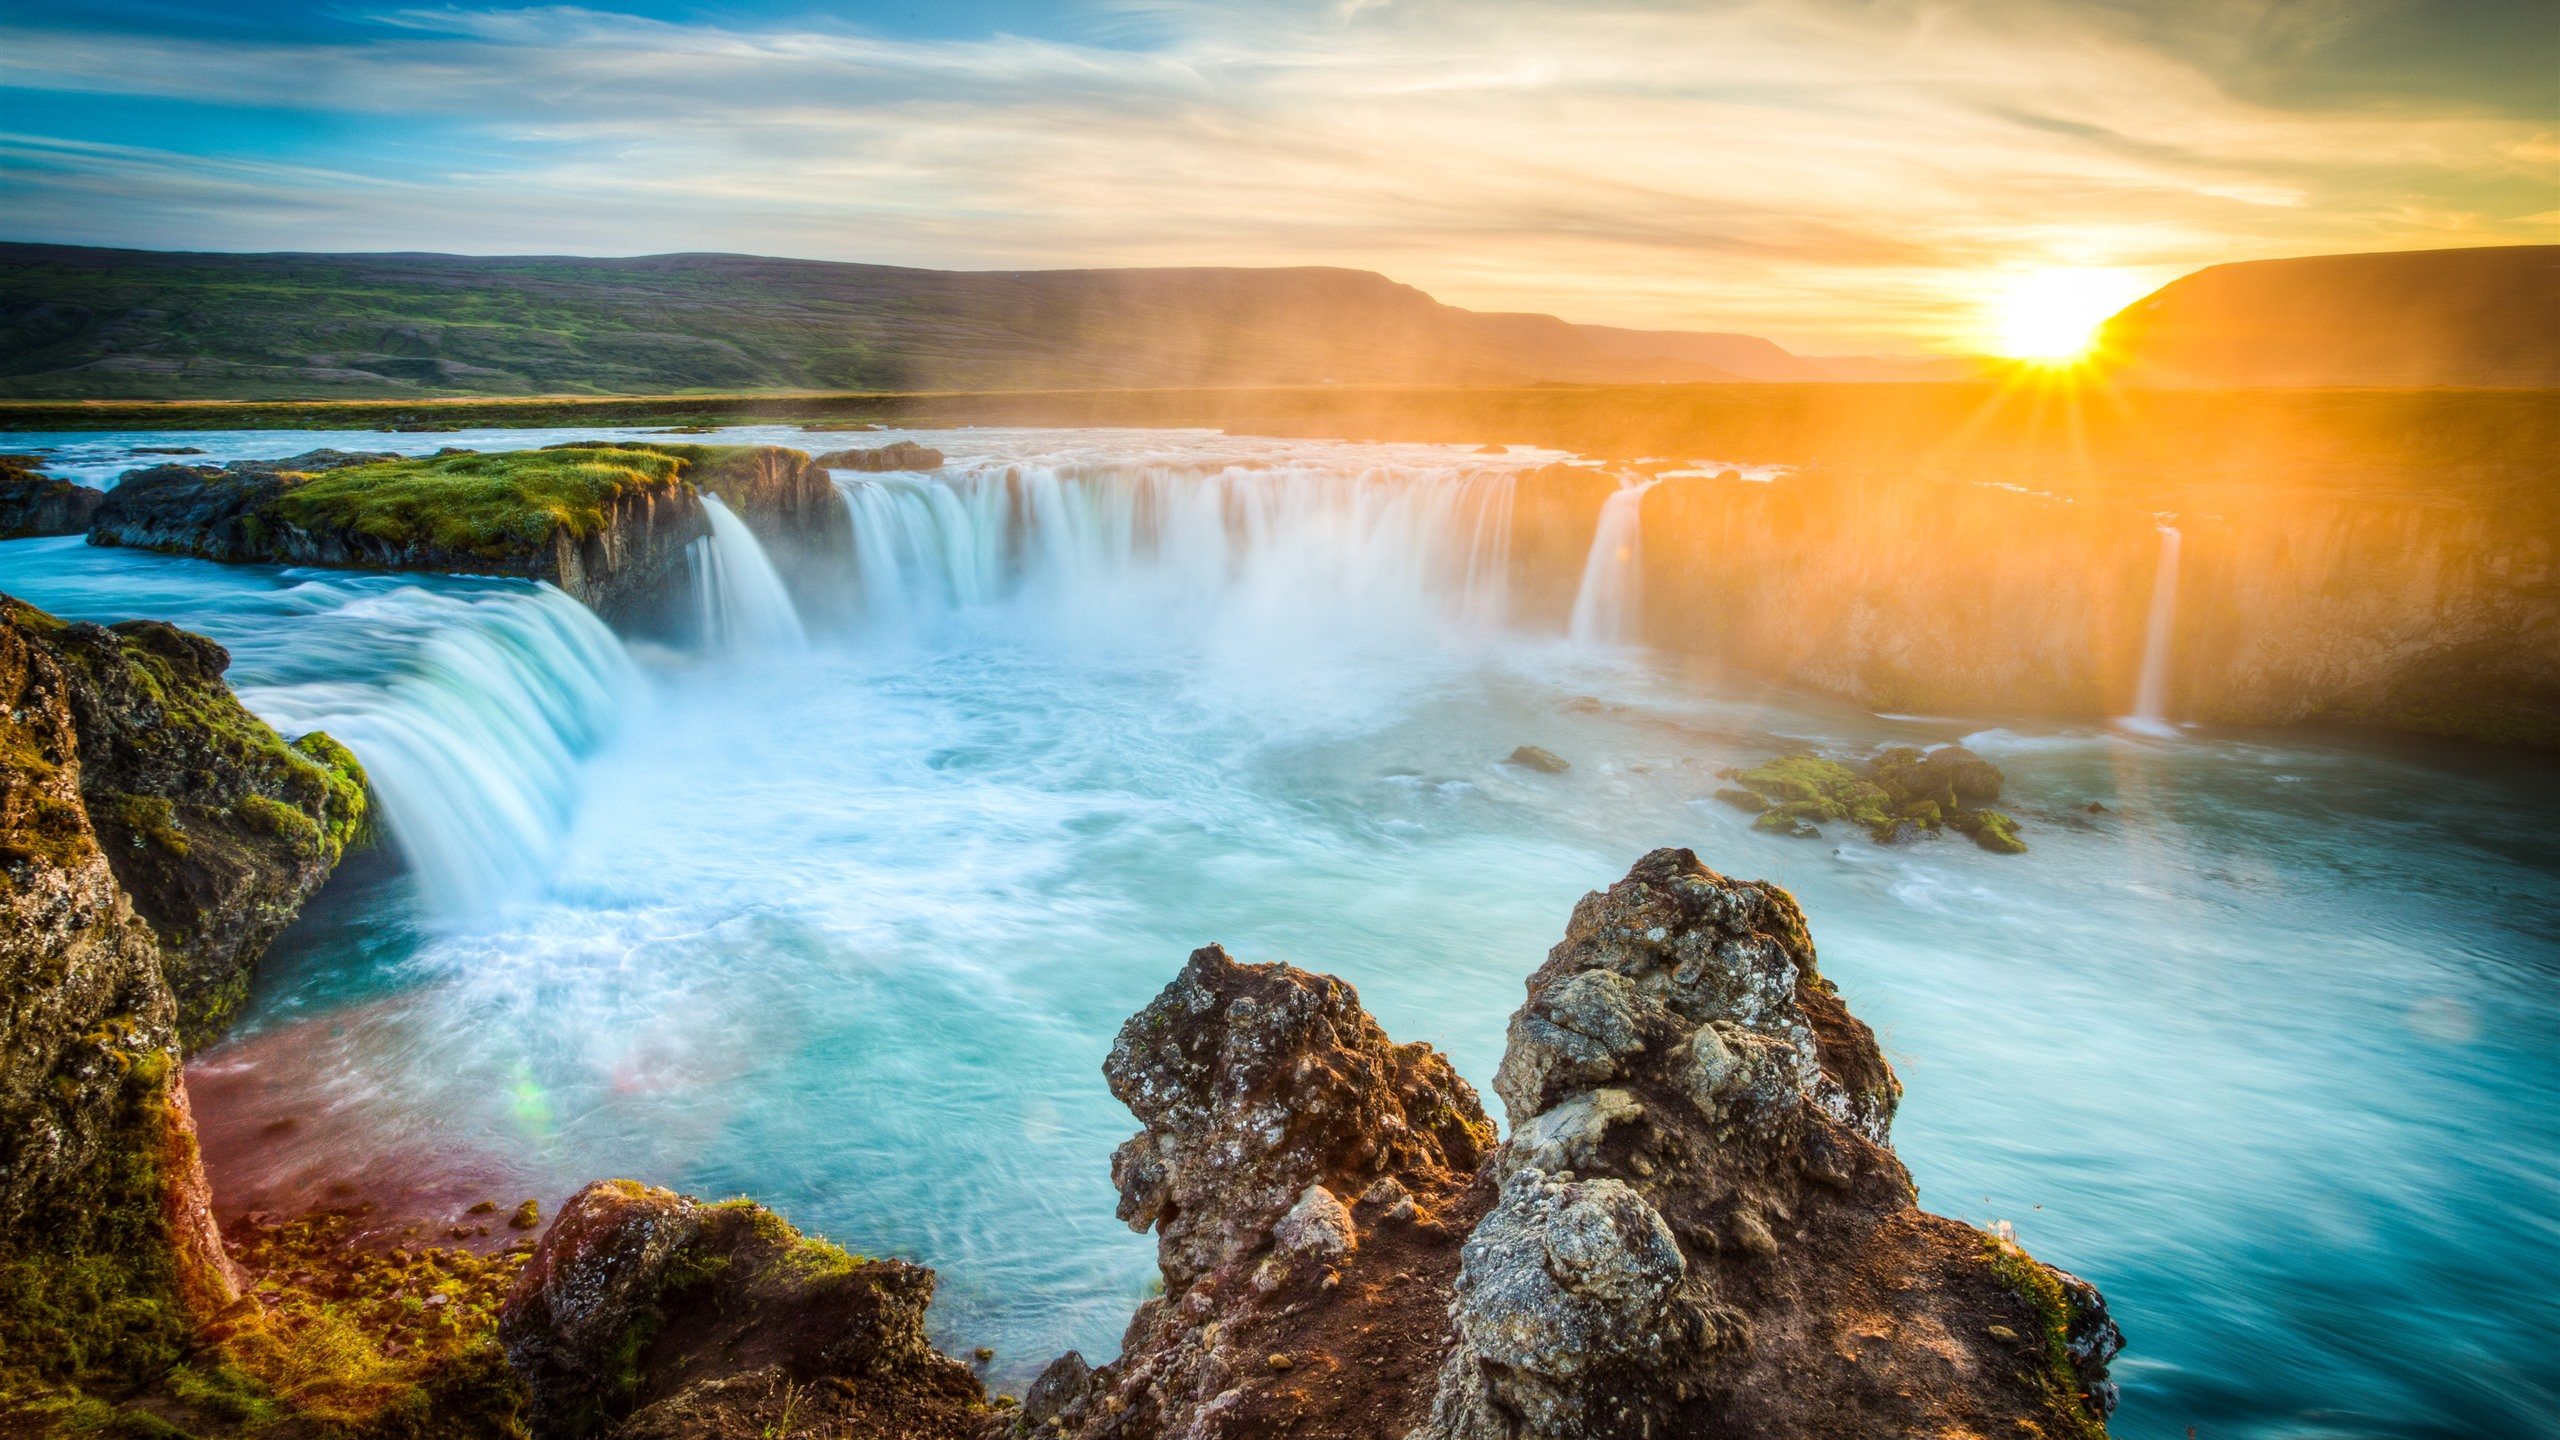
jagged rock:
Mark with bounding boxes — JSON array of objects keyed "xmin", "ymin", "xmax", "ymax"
[
  {"xmin": 1416, "ymin": 847, "xmax": 2116, "ymax": 1439},
  {"xmin": 501, "ymin": 1180, "xmax": 996, "ymax": 1440},
  {"xmin": 816, "ymin": 441, "xmax": 945, "ymax": 472},
  {"xmin": 40, "ymin": 613, "xmax": 368, "ymax": 1046},
  {"xmin": 1868, "ymin": 743, "xmax": 2004, "ymax": 809},
  {"xmin": 0, "ymin": 455, "xmax": 106, "ymax": 538},
  {"xmin": 0, "ymin": 597, "xmax": 367, "ymax": 1406},
  {"xmin": 1053, "ymin": 943, "xmax": 1496, "ymax": 1440},
  {"xmin": 1505, "ymin": 745, "xmax": 1571, "ymax": 774}
]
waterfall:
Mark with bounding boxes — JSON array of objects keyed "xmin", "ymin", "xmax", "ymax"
[
  {"xmin": 240, "ymin": 583, "xmax": 643, "ymax": 921},
  {"xmin": 1568, "ymin": 480, "xmax": 1656, "ymax": 647},
  {"xmin": 692, "ymin": 496, "xmax": 807, "ymax": 652},
  {"xmin": 2125, "ymin": 524, "xmax": 2182, "ymax": 736},
  {"xmin": 827, "ymin": 461, "xmax": 1518, "ymax": 648}
]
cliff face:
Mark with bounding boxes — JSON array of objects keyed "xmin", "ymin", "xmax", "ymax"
[
  {"xmin": 1035, "ymin": 854, "xmax": 2117, "ymax": 1440},
  {"xmin": 1501, "ymin": 464, "xmax": 2560, "ymax": 747},
  {"xmin": 0, "ymin": 597, "xmax": 365, "ymax": 1412}
]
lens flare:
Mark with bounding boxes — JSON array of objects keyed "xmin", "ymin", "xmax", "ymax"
[{"xmin": 1986, "ymin": 267, "xmax": 2150, "ymax": 362}]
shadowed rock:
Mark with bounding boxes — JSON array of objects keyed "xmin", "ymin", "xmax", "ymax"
[
  {"xmin": 0, "ymin": 454, "xmax": 106, "ymax": 538},
  {"xmin": 500, "ymin": 1180, "xmax": 997, "ymax": 1440}
]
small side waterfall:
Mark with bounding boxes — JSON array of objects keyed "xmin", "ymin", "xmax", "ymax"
[
  {"xmin": 2125, "ymin": 523, "xmax": 2182, "ymax": 736},
  {"xmin": 241, "ymin": 583, "xmax": 643, "ymax": 921},
  {"xmin": 1569, "ymin": 480, "xmax": 1656, "ymax": 648},
  {"xmin": 692, "ymin": 496, "xmax": 807, "ymax": 651}
]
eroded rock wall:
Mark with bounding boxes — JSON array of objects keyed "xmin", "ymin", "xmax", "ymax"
[{"xmin": 1505, "ymin": 464, "xmax": 2560, "ymax": 747}]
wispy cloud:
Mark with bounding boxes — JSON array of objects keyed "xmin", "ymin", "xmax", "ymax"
[{"xmin": 2, "ymin": 0, "xmax": 2551, "ymax": 349}]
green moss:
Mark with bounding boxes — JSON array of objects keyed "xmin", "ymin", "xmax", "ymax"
[
  {"xmin": 1728, "ymin": 755, "xmax": 1896, "ymax": 839},
  {"xmin": 0, "ymin": 1054, "xmax": 195, "ymax": 1407},
  {"xmin": 289, "ymin": 733, "xmax": 372, "ymax": 861},
  {"xmin": 1951, "ymin": 808, "xmax": 2028, "ymax": 854},
  {"xmin": 267, "ymin": 447, "xmax": 687, "ymax": 559},
  {"xmin": 1985, "ymin": 1238, "xmax": 2110, "ymax": 1440},
  {"xmin": 206, "ymin": 1208, "xmax": 531, "ymax": 1438}
]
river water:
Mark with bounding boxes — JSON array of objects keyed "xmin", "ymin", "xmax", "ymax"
[{"xmin": 4, "ymin": 426, "xmax": 2555, "ymax": 1440}]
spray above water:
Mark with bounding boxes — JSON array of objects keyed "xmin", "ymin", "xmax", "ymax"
[
  {"xmin": 827, "ymin": 460, "xmax": 1519, "ymax": 650},
  {"xmin": 1569, "ymin": 479, "xmax": 1657, "ymax": 648},
  {"xmin": 693, "ymin": 495, "xmax": 808, "ymax": 652}
]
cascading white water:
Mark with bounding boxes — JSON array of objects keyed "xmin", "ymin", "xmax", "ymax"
[
  {"xmin": 1568, "ymin": 479, "xmax": 1657, "ymax": 647},
  {"xmin": 693, "ymin": 496, "xmax": 807, "ymax": 651},
  {"xmin": 2125, "ymin": 523, "xmax": 2182, "ymax": 736},
  {"xmin": 828, "ymin": 460, "xmax": 1518, "ymax": 649},
  {"xmin": 241, "ymin": 583, "xmax": 643, "ymax": 921}
]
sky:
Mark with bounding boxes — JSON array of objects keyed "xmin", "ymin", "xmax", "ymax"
[{"xmin": 0, "ymin": 0, "xmax": 2553, "ymax": 353}]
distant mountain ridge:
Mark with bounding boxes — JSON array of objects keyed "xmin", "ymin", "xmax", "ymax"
[
  {"xmin": 2095, "ymin": 245, "xmax": 2560, "ymax": 388},
  {"xmin": 0, "ymin": 244, "xmax": 1882, "ymax": 400}
]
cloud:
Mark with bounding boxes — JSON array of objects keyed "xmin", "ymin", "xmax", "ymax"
[{"xmin": 1, "ymin": 0, "xmax": 2550, "ymax": 350}]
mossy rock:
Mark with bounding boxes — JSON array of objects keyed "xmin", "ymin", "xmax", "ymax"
[
  {"xmin": 1727, "ymin": 755, "xmax": 1895, "ymax": 839},
  {"xmin": 1950, "ymin": 807, "xmax": 2028, "ymax": 854},
  {"xmin": 270, "ymin": 447, "xmax": 689, "ymax": 559}
]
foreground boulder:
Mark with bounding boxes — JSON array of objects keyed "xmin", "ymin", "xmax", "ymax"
[
  {"xmin": 500, "ymin": 1180, "xmax": 997, "ymax": 1440},
  {"xmin": 0, "ymin": 454, "xmax": 105, "ymax": 538},
  {"xmin": 1048, "ymin": 853, "xmax": 2116, "ymax": 1440},
  {"xmin": 0, "ymin": 597, "xmax": 364, "ymax": 1421},
  {"xmin": 1420, "ymin": 848, "xmax": 2115, "ymax": 1437},
  {"xmin": 1031, "ymin": 944, "xmax": 1497, "ymax": 1438}
]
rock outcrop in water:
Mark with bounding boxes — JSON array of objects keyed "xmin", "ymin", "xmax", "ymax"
[
  {"xmin": 1039, "ymin": 852, "xmax": 2116, "ymax": 1440},
  {"xmin": 816, "ymin": 441, "xmax": 945, "ymax": 472},
  {"xmin": 1419, "ymin": 847, "xmax": 2114, "ymax": 1436},
  {"xmin": 0, "ymin": 596, "xmax": 363, "ymax": 1420},
  {"xmin": 1718, "ymin": 745, "xmax": 2026, "ymax": 852},
  {"xmin": 0, "ymin": 453, "xmax": 105, "ymax": 538},
  {"xmin": 1027, "ymin": 944, "xmax": 1497, "ymax": 1438},
  {"xmin": 500, "ymin": 1180, "xmax": 998, "ymax": 1439},
  {"xmin": 90, "ymin": 446, "xmax": 709, "ymax": 627},
  {"xmin": 81, "ymin": 441, "xmax": 860, "ymax": 632}
]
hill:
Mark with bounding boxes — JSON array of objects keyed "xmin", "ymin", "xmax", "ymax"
[
  {"xmin": 0, "ymin": 245, "xmax": 1876, "ymax": 400},
  {"xmin": 2096, "ymin": 245, "xmax": 2560, "ymax": 388}
]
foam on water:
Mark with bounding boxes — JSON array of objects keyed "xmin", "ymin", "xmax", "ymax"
[{"xmin": 4, "ymin": 426, "xmax": 2556, "ymax": 1440}]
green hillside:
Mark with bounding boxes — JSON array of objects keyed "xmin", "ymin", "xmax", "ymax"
[{"xmin": 0, "ymin": 246, "xmax": 1791, "ymax": 399}]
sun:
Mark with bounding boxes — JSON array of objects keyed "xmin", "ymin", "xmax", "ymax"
[{"xmin": 1985, "ymin": 267, "xmax": 2150, "ymax": 363}]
